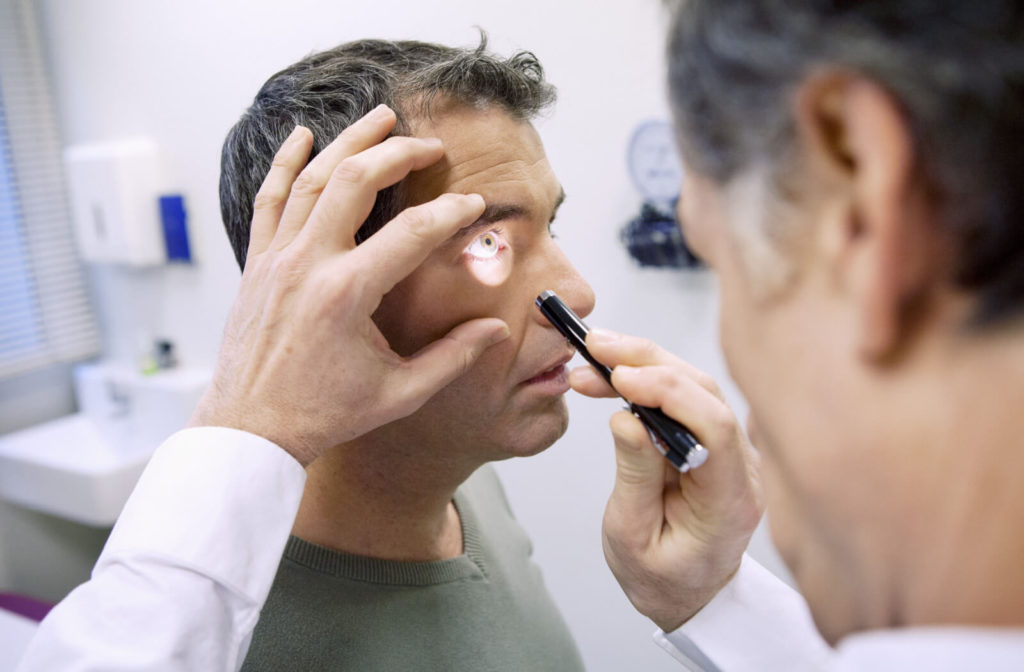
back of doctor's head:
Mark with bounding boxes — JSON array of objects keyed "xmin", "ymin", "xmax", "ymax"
[
  {"xmin": 219, "ymin": 35, "xmax": 555, "ymax": 271},
  {"xmin": 665, "ymin": 0, "xmax": 1024, "ymax": 326}
]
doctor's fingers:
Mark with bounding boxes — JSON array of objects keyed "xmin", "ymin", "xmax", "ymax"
[
  {"xmin": 607, "ymin": 365, "xmax": 761, "ymax": 541},
  {"xmin": 611, "ymin": 362, "xmax": 761, "ymax": 513},
  {"xmin": 603, "ymin": 409, "xmax": 673, "ymax": 547},
  {"xmin": 387, "ymin": 316, "xmax": 511, "ymax": 422},
  {"xmin": 272, "ymin": 105, "xmax": 399, "ymax": 249},
  {"xmin": 611, "ymin": 364, "xmax": 740, "ymax": 462},
  {"xmin": 290, "ymin": 135, "xmax": 445, "ymax": 254},
  {"xmin": 347, "ymin": 192, "xmax": 487, "ymax": 301},
  {"xmin": 248, "ymin": 126, "xmax": 314, "ymax": 259},
  {"xmin": 586, "ymin": 329, "xmax": 725, "ymax": 402},
  {"xmin": 569, "ymin": 365, "xmax": 615, "ymax": 398}
]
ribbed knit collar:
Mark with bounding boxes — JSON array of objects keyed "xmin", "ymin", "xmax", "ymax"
[{"xmin": 283, "ymin": 487, "xmax": 488, "ymax": 586}]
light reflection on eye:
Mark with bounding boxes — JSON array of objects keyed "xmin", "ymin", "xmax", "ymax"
[{"xmin": 464, "ymin": 230, "xmax": 506, "ymax": 260}]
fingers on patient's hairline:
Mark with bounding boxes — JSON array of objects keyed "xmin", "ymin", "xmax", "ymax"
[
  {"xmin": 295, "ymin": 136, "xmax": 446, "ymax": 252},
  {"xmin": 300, "ymin": 105, "xmax": 397, "ymax": 183},
  {"xmin": 249, "ymin": 126, "xmax": 313, "ymax": 257},
  {"xmin": 272, "ymin": 110, "xmax": 401, "ymax": 249}
]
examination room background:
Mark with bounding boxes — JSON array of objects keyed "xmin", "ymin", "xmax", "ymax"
[{"xmin": 0, "ymin": 1, "xmax": 789, "ymax": 670}]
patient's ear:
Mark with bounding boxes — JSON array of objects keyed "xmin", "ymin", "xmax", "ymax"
[{"xmin": 794, "ymin": 73, "xmax": 947, "ymax": 361}]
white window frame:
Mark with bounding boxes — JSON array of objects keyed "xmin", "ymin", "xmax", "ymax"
[{"xmin": 0, "ymin": 0, "xmax": 98, "ymax": 380}]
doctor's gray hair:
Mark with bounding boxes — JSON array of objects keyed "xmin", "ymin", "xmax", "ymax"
[
  {"xmin": 666, "ymin": 0, "xmax": 1024, "ymax": 325},
  {"xmin": 220, "ymin": 35, "xmax": 555, "ymax": 270}
]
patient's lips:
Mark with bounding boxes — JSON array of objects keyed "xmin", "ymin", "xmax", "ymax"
[
  {"xmin": 522, "ymin": 351, "xmax": 575, "ymax": 395},
  {"xmin": 463, "ymin": 229, "xmax": 512, "ymax": 286}
]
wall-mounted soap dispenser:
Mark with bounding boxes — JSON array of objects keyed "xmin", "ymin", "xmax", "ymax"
[{"xmin": 64, "ymin": 138, "xmax": 165, "ymax": 266}]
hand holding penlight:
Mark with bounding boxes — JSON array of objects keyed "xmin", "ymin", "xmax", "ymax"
[{"xmin": 535, "ymin": 290, "xmax": 708, "ymax": 472}]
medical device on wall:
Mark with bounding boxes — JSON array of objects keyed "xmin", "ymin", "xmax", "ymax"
[
  {"xmin": 620, "ymin": 120, "xmax": 701, "ymax": 269},
  {"xmin": 64, "ymin": 138, "xmax": 191, "ymax": 266}
]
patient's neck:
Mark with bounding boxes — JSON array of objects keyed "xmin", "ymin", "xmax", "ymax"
[{"xmin": 291, "ymin": 429, "xmax": 482, "ymax": 562}]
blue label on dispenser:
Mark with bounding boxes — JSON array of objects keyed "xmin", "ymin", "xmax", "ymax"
[{"xmin": 159, "ymin": 194, "xmax": 191, "ymax": 263}]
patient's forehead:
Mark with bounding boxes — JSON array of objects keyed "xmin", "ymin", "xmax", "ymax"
[{"xmin": 403, "ymin": 103, "xmax": 558, "ymax": 209}]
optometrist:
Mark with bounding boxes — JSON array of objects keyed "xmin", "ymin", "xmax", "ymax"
[{"xmin": 571, "ymin": 1, "xmax": 1024, "ymax": 670}]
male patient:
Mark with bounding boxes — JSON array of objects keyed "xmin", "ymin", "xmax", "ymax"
[{"xmin": 218, "ymin": 38, "xmax": 592, "ymax": 671}]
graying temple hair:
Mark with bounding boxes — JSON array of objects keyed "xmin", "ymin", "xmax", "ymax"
[
  {"xmin": 666, "ymin": 0, "xmax": 1024, "ymax": 326},
  {"xmin": 220, "ymin": 35, "xmax": 556, "ymax": 270}
]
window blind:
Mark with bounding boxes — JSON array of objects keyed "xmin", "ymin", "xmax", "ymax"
[{"xmin": 0, "ymin": 0, "xmax": 99, "ymax": 379}]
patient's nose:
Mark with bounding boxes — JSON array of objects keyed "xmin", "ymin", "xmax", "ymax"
[{"xmin": 537, "ymin": 247, "xmax": 595, "ymax": 324}]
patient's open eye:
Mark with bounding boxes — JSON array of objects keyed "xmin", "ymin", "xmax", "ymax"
[
  {"xmin": 462, "ymin": 228, "xmax": 513, "ymax": 286},
  {"xmin": 464, "ymin": 229, "xmax": 507, "ymax": 260}
]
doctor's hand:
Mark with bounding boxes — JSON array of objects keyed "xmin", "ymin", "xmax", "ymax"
[
  {"xmin": 570, "ymin": 329, "xmax": 764, "ymax": 632},
  {"xmin": 191, "ymin": 106, "xmax": 509, "ymax": 467}
]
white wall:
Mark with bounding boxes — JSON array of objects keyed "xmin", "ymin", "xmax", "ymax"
[{"xmin": 22, "ymin": 0, "xmax": 790, "ymax": 669}]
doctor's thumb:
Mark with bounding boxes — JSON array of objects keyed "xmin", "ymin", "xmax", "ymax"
[{"xmin": 402, "ymin": 318, "xmax": 510, "ymax": 406}]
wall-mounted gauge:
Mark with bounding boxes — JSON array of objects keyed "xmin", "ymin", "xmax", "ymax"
[
  {"xmin": 627, "ymin": 120, "xmax": 684, "ymax": 204},
  {"xmin": 621, "ymin": 119, "xmax": 700, "ymax": 269}
]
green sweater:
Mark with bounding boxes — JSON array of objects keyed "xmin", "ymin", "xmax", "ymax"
[{"xmin": 240, "ymin": 465, "xmax": 585, "ymax": 671}]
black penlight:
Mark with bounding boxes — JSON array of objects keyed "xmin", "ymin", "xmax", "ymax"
[{"xmin": 536, "ymin": 290, "xmax": 708, "ymax": 473}]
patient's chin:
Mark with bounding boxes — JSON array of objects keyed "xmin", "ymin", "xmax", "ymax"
[{"xmin": 499, "ymin": 405, "xmax": 570, "ymax": 460}]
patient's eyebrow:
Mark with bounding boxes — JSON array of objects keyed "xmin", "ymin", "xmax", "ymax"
[
  {"xmin": 449, "ymin": 203, "xmax": 530, "ymax": 242},
  {"xmin": 448, "ymin": 188, "xmax": 567, "ymax": 243}
]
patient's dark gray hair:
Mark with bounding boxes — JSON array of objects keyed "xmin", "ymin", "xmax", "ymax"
[
  {"xmin": 666, "ymin": 0, "xmax": 1024, "ymax": 325},
  {"xmin": 220, "ymin": 35, "xmax": 555, "ymax": 270}
]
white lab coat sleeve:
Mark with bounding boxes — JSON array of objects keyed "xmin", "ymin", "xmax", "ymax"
[
  {"xmin": 653, "ymin": 554, "xmax": 835, "ymax": 671},
  {"xmin": 16, "ymin": 427, "xmax": 307, "ymax": 672}
]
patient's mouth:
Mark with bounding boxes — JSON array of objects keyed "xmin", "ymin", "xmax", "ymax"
[
  {"xmin": 522, "ymin": 357, "xmax": 572, "ymax": 396},
  {"xmin": 526, "ymin": 363, "xmax": 567, "ymax": 385}
]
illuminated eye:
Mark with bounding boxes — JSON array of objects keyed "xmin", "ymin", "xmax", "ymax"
[{"xmin": 465, "ymin": 230, "xmax": 505, "ymax": 260}]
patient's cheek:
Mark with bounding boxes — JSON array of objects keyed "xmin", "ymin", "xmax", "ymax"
[{"xmin": 465, "ymin": 257, "xmax": 513, "ymax": 286}]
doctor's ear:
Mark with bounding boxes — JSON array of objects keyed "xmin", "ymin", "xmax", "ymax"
[{"xmin": 793, "ymin": 72, "xmax": 952, "ymax": 361}]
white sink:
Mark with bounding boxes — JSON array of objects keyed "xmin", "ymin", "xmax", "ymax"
[
  {"xmin": 0, "ymin": 364, "xmax": 209, "ymax": 527},
  {"xmin": 0, "ymin": 413, "xmax": 153, "ymax": 526}
]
